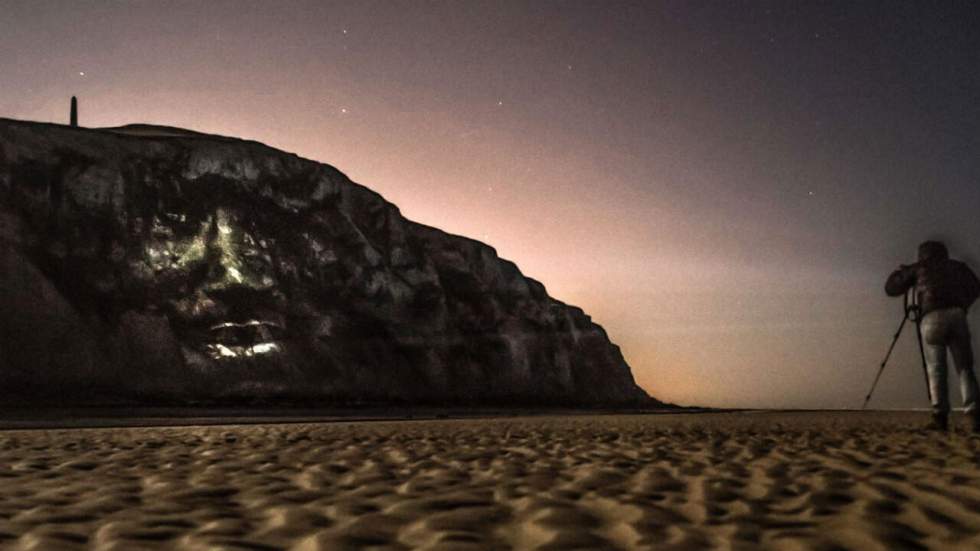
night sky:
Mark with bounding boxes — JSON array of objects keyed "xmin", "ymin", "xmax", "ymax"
[{"xmin": 3, "ymin": 1, "xmax": 980, "ymax": 409}]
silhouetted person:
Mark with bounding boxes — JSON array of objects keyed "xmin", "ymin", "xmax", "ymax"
[
  {"xmin": 886, "ymin": 241, "xmax": 980, "ymax": 433},
  {"xmin": 70, "ymin": 96, "xmax": 78, "ymax": 127}
]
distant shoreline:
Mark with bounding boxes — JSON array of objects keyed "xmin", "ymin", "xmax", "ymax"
[
  {"xmin": 0, "ymin": 407, "xmax": 953, "ymax": 431},
  {"xmin": 0, "ymin": 405, "xmax": 713, "ymax": 430}
]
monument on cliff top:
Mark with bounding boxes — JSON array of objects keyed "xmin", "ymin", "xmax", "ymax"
[{"xmin": 70, "ymin": 96, "xmax": 78, "ymax": 127}]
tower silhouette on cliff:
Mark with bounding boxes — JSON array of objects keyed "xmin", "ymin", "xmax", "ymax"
[{"xmin": 70, "ymin": 96, "xmax": 78, "ymax": 127}]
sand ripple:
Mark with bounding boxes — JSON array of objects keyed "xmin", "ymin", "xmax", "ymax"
[{"xmin": 0, "ymin": 412, "xmax": 979, "ymax": 550}]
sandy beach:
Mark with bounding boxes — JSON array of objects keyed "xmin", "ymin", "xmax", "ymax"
[{"xmin": 0, "ymin": 411, "xmax": 978, "ymax": 550}]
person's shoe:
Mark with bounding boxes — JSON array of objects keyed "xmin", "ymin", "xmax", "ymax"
[{"xmin": 929, "ymin": 412, "xmax": 948, "ymax": 432}]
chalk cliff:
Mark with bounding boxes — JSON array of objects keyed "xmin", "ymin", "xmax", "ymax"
[{"xmin": 0, "ymin": 118, "xmax": 655, "ymax": 407}]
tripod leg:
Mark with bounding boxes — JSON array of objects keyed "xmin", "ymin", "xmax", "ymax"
[
  {"xmin": 915, "ymin": 320, "xmax": 933, "ymax": 406},
  {"xmin": 863, "ymin": 315, "xmax": 907, "ymax": 409},
  {"xmin": 862, "ymin": 364, "xmax": 889, "ymax": 410}
]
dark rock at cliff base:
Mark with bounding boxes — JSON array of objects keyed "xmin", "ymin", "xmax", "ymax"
[{"xmin": 0, "ymin": 118, "xmax": 657, "ymax": 408}]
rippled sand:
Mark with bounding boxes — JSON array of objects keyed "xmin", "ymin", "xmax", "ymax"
[{"xmin": 1, "ymin": 412, "xmax": 979, "ymax": 550}]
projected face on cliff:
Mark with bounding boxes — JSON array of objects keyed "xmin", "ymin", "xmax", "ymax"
[{"xmin": 138, "ymin": 207, "xmax": 282, "ymax": 335}]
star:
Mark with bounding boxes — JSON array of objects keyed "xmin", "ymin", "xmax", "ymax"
[
  {"xmin": 340, "ymin": 108, "xmax": 348, "ymax": 114},
  {"xmin": 497, "ymin": 100, "xmax": 503, "ymax": 106},
  {"xmin": 78, "ymin": 71, "xmax": 85, "ymax": 76}
]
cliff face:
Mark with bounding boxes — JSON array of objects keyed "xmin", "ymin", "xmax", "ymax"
[{"xmin": 0, "ymin": 119, "xmax": 655, "ymax": 407}]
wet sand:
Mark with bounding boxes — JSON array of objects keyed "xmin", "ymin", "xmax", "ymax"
[{"xmin": 0, "ymin": 411, "xmax": 978, "ymax": 550}]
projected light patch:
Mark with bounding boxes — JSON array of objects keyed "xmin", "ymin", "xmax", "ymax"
[
  {"xmin": 208, "ymin": 209, "xmax": 276, "ymax": 292},
  {"xmin": 138, "ymin": 209, "xmax": 276, "ymax": 291},
  {"xmin": 206, "ymin": 320, "xmax": 284, "ymax": 360}
]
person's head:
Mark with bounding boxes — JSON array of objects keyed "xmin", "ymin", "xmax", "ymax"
[{"xmin": 918, "ymin": 240, "xmax": 949, "ymax": 264}]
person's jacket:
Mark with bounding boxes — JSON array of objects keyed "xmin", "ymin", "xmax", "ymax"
[{"xmin": 885, "ymin": 258, "xmax": 980, "ymax": 315}]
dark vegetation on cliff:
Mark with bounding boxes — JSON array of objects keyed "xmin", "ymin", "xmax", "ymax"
[{"xmin": 0, "ymin": 118, "xmax": 656, "ymax": 408}]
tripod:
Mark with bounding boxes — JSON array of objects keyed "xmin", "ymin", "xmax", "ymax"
[{"xmin": 862, "ymin": 288, "xmax": 932, "ymax": 409}]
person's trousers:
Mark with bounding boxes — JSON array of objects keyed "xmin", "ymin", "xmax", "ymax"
[{"xmin": 920, "ymin": 307, "xmax": 980, "ymax": 418}]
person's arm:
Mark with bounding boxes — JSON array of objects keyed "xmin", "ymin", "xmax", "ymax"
[
  {"xmin": 956, "ymin": 262, "xmax": 980, "ymax": 309},
  {"xmin": 885, "ymin": 265, "xmax": 916, "ymax": 297},
  {"xmin": 964, "ymin": 264, "xmax": 980, "ymax": 293}
]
